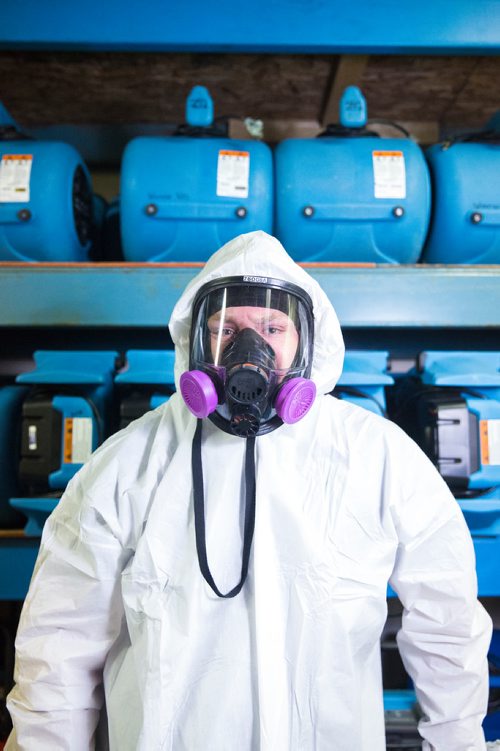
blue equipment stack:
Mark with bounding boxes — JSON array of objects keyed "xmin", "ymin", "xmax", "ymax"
[
  {"xmin": 334, "ymin": 350, "xmax": 394, "ymax": 416},
  {"xmin": 10, "ymin": 351, "xmax": 118, "ymax": 535},
  {"xmin": 423, "ymin": 124, "xmax": 500, "ymax": 264},
  {"xmin": 392, "ymin": 351, "xmax": 500, "ymax": 596},
  {"xmin": 0, "ymin": 102, "xmax": 94, "ymax": 262},
  {"xmin": 0, "ymin": 386, "xmax": 29, "ymax": 528},
  {"xmin": 120, "ymin": 86, "xmax": 273, "ymax": 262},
  {"xmin": 274, "ymin": 86, "xmax": 431, "ymax": 262},
  {"xmin": 115, "ymin": 350, "xmax": 176, "ymax": 429},
  {"xmin": 412, "ymin": 351, "xmax": 500, "ymax": 498}
]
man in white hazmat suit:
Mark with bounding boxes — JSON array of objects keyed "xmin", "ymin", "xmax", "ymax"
[{"xmin": 6, "ymin": 230, "xmax": 492, "ymax": 750}]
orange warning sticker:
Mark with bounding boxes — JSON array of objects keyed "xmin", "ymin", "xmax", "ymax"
[
  {"xmin": 64, "ymin": 418, "xmax": 74, "ymax": 464},
  {"xmin": 218, "ymin": 150, "xmax": 250, "ymax": 158},
  {"xmin": 2, "ymin": 154, "xmax": 33, "ymax": 161},
  {"xmin": 372, "ymin": 151, "xmax": 403, "ymax": 158}
]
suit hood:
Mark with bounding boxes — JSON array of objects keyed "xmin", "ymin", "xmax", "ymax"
[{"xmin": 169, "ymin": 231, "xmax": 345, "ymax": 396}]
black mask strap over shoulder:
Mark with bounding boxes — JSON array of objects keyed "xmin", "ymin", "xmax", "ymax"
[{"xmin": 192, "ymin": 419, "xmax": 256, "ymax": 597}]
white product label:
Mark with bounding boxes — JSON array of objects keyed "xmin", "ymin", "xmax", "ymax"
[
  {"xmin": 0, "ymin": 154, "xmax": 33, "ymax": 202},
  {"xmin": 216, "ymin": 150, "xmax": 250, "ymax": 198},
  {"xmin": 64, "ymin": 417, "xmax": 93, "ymax": 464},
  {"xmin": 480, "ymin": 419, "xmax": 500, "ymax": 465},
  {"xmin": 372, "ymin": 150, "xmax": 406, "ymax": 199}
]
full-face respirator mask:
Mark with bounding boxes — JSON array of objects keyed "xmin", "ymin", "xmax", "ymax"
[{"xmin": 180, "ymin": 275, "xmax": 316, "ymax": 437}]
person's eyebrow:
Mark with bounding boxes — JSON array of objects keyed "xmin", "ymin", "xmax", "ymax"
[
  {"xmin": 209, "ymin": 315, "xmax": 238, "ymax": 328},
  {"xmin": 263, "ymin": 313, "xmax": 292, "ymax": 323}
]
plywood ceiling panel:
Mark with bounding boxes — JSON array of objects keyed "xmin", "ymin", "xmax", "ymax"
[
  {"xmin": 0, "ymin": 52, "xmax": 334, "ymax": 125},
  {"xmin": 0, "ymin": 51, "xmax": 499, "ymax": 133}
]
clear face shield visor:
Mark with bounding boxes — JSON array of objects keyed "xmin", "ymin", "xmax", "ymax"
[{"xmin": 190, "ymin": 281, "xmax": 313, "ymax": 378}]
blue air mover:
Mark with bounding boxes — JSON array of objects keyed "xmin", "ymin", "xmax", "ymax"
[
  {"xmin": 120, "ymin": 86, "xmax": 273, "ymax": 262},
  {"xmin": 334, "ymin": 351, "xmax": 394, "ymax": 416},
  {"xmin": 423, "ymin": 127, "xmax": 500, "ymax": 263},
  {"xmin": 396, "ymin": 352, "xmax": 500, "ymax": 497},
  {"xmin": 115, "ymin": 350, "xmax": 175, "ymax": 429},
  {"xmin": 412, "ymin": 352, "xmax": 500, "ymax": 597},
  {"xmin": 0, "ymin": 385, "xmax": 28, "ymax": 527},
  {"xmin": 16, "ymin": 351, "xmax": 118, "ymax": 493},
  {"xmin": 0, "ymin": 102, "xmax": 94, "ymax": 262},
  {"xmin": 275, "ymin": 86, "xmax": 431, "ymax": 263}
]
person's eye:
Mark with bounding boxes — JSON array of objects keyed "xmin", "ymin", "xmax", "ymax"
[
  {"xmin": 265, "ymin": 325, "xmax": 282, "ymax": 335},
  {"xmin": 210, "ymin": 326, "xmax": 234, "ymax": 337},
  {"xmin": 210, "ymin": 327, "xmax": 235, "ymax": 339}
]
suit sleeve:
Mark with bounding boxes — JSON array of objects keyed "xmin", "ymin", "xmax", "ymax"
[
  {"xmin": 5, "ymin": 473, "xmax": 129, "ymax": 751},
  {"xmin": 388, "ymin": 432, "xmax": 492, "ymax": 751}
]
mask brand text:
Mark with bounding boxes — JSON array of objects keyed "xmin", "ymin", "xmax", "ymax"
[{"xmin": 242, "ymin": 276, "xmax": 268, "ymax": 284}]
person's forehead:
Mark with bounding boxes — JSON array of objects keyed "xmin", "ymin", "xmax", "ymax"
[{"xmin": 209, "ymin": 306, "xmax": 293, "ymax": 321}]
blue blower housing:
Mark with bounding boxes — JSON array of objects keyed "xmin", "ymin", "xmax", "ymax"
[
  {"xmin": 334, "ymin": 350, "xmax": 394, "ymax": 416},
  {"xmin": 421, "ymin": 351, "xmax": 500, "ymax": 597},
  {"xmin": 275, "ymin": 86, "xmax": 431, "ymax": 263},
  {"xmin": 423, "ymin": 138, "xmax": 500, "ymax": 263},
  {"xmin": 394, "ymin": 351, "xmax": 500, "ymax": 497},
  {"xmin": 115, "ymin": 350, "xmax": 176, "ymax": 428},
  {"xmin": 16, "ymin": 351, "xmax": 118, "ymax": 492},
  {"xmin": 120, "ymin": 86, "xmax": 273, "ymax": 262},
  {"xmin": 418, "ymin": 351, "xmax": 500, "ymax": 494},
  {"xmin": 392, "ymin": 352, "xmax": 500, "ymax": 596},
  {"xmin": 0, "ymin": 134, "xmax": 93, "ymax": 261},
  {"xmin": 0, "ymin": 385, "xmax": 29, "ymax": 527}
]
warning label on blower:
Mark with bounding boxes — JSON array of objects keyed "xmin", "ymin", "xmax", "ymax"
[
  {"xmin": 0, "ymin": 154, "xmax": 33, "ymax": 203},
  {"xmin": 480, "ymin": 419, "xmax": 500, "ymax": 466},
  {"xmin": 216, "ymin": 150, "xmax": 250, "ymax": 198},
  {"xmin": 372, "ymin": 150, "xmax": 406, "ymax": 199}
]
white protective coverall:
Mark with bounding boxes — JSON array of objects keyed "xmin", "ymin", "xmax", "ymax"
[{"xmin": 7, "ymin": 231, "xmax": 492, "ymax": 751}]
